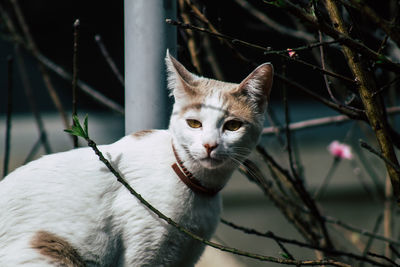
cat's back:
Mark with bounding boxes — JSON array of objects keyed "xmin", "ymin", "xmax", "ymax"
[
  {"xmin": 0, "ymin": 129, "xmax": 172, "ymax": 198},
  {"xmin": 0, "ymin": 129, "xmax": 173, "ymax": 225},
  {"xmin": 0, "ymin": 129, "xmax": 178, "ymax": 265}
]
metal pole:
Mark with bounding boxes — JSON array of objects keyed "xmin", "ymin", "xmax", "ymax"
[{"xmin": 124, "ymin": 0, "xmax": 177, "ymax": 134}]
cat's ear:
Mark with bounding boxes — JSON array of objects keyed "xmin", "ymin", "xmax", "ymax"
[
  {"xmin": 165, "ymin": 50, "xmax": 198, "ymax": 99},
  {"xmin": 234, "ymin": 63, "xmax": 274, "ymax": 111}
]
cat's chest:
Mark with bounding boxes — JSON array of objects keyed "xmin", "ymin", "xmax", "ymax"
[
  {"xmin": 119, "ymin": 164, "xmax": 222, "ymax": 233},
  {"xmin": 111, "ymin": 145, "xmax": 222, "ymax": 231}
]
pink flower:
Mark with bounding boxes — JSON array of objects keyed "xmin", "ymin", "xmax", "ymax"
[
  {"xmin": 328, "ymin": 141, "xmax": 353, "ymax": 160},
  {"xmin": 287, "ymin": 48, "xmax": 296, "ymax": 58}
]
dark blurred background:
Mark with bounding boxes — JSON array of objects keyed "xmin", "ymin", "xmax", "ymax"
[
  {"xmin": 0, "ymin": 0, "xmax": 396, "ymax": 114},
  {"xmin": 0, "ymin": 0, "xmax": 124, "ymax": 113},
  {"xmin": 0, "ymin": 0, "xmax": 344, "ymax": 114}
]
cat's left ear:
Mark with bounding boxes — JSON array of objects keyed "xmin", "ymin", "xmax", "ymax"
[{"xmin": 235, "ymin": 63, "xmax": 274, "ymax": 111}]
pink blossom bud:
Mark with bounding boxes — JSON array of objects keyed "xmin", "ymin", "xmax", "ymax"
[
  {"xmin": 328, "ymin": 140, "xmax": 353, "ymax": 160},
  {"xmin": 287, "ymin": 48, "xmax": 296, "ymax": 58}
]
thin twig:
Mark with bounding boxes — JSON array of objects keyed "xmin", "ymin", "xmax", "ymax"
[
  {"xmin": 349, "ymin": 152, "xmax": 381, "ymax": 201},
  {"xmin": 253, "ymin": 171, "xmax": 400, "ymax": 248},
  {"xmin": 256, "ymin": 145, "xmax": 333, "ymax": 250},
  {"xmin": 318, "ymin": 31, "xmax": 340, "ymax": 104},
  {"xmin": 233, "ymin": 0, "xmax": 316, "ymax": 42},
  {"xmin": 265, "ymin": 106, "xmax": 285, "ymax": 146},
  {"xmin": 389, "ymin": 244, "xmax": 400, "ymax": 258},
  {"xmin": 243, "ymin": 156, "xmax": 400, "ymax": 250},
  {"xmin": 359, "ymin": 140, "xmax": 400, "ymax": 173},
  {"xmin": 314, "ymin": 157, "xmax": 340, "ymax": 200},
  {"xmin": 220, "ymin": 218, "xmax": 395, "ymax": 267},
  {"xmin": 263, "ymin": 39, "xmax": 342, "ymax": 56},
  {"xmin": 282, "ymin": 71, "xmax": 300, "ymax": 179},
  {"xmin": 351, "ymin": 142, "xmax": 384, "ymax": 198},
  {"xmin": 203, "ymin": 33, "xmax": 225, "ymax": 80},
  {"xmin": 36, "ymin": 53, "xmax": 124, "ymax": 114},
  {"xmin": 373, "ymin": 75, "xmax": 400, "ymax": 97},
  {"xmin": 270, "ymin": 0, "xmax": 400, "ymax": 73},
  {"xmin": 248, "ymin": 147, "xmax": 400, "ymax": 247},
  {"xmin": 15, "ymin": 45, "xmax": 52, "ymax": 154},
  {"xmin": 324, "ymin": 215, "xmax": 400, "ymax": 246},
  {"xmin": 182, "ymin": 0, "xmax": 228, "ymax": 80},
  {"xmin": 338, "ymin": 0, "xmax": 400, "ymax": 48},
  {"xmin": 328, "ymin": 0, "xmax": 400, "ymax": 203},
  {"xmin": 2, "ymin": 56, "xmax": 13, "ymax": 179},
  {"xmin": 360, "ymin": 213, "xmax": 383, "ymax": 267},
  {"xmin": 191, "ymin": 1, "xmax": 226, "ymax": 80},
  {"xmin": 240, "ymin": 160, "xmax": 321, "ymax": 244},
  {"xmin": 263, "ymin": 114, "xmax": 349, "ymax": 135},
  {"xmin": 0, "ymin": 3, "xmax": 123, "ymax": 115},
  {"xmin": 274, "ymin": 74, "xmax": 364, "ymax": 120},
  {"xmin": 9, "ymin": 0, "xmax": 71, "ymax": 133},
  {"xmin": 376, "ymin": 35, "xmax": 390, "ymax": 59},
  {"xmin": 276, "ymin": 240, "xmax": 295, "ymax": 261},
  {"xmin": 23, "ymin": 134, "xmax": 44, "ymax": 165},
  {"xmin": 72, "ymin": 19, "xmax": 80, "ymax": 148},
  {"xmin": 166, "ymin": 17, "xmax": 371, "ymax": 123},
  {"xmin": 178, "ymin": 0, "xmax": 203, "ymax": 74},
  {"xmin": 165, "ymin": 19, "xmax": 356, "ymax": 84},
  {"xmin": 384, "ymin": 85, "xmax": 397, "ymax": 259},
  {"xmin": 94, "ymin": 34, "xmax": 124, "ymax": 86},
  {"xmin": 367, "ymin": 251, "xmax": 399, "ymax": 267},
  {"xmin": 262, "ymin": 106, "xmax": 400, "ymax": 135}
]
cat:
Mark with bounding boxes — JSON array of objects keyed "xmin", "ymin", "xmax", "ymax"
[{"xmin": 0, "ymin": 51, "xmax": 273, "ymax": 266}]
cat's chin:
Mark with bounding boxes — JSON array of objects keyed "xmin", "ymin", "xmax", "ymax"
[{"xmin": 198, "ymin": 157, "xmax": 226, "ymax": 169}]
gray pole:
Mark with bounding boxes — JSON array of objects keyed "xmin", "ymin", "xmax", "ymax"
[{"xmin": 124, "ymin": 0, "xmax": 177, "ymax": 134}]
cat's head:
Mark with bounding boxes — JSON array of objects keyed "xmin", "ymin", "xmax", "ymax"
[{"xmin": 166, "ymin": 51, "xmax": 273, "ymax": 170}]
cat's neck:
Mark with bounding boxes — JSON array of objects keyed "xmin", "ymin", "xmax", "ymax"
[{"xmin": 171, "ymin": 137, "xmax": 236, "ymax": 192}]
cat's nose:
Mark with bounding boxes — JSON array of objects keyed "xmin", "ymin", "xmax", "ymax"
[{"xmin": 204, "ymin": 143, "xmax": 218, "ymax": 157}]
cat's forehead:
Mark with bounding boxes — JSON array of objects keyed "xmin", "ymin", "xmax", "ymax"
[
  {"xmin": 187, "ymin": 78, "xmax": 237, "ymax": 99},
  {"xmin": 180, "ymin": 86, "xmax": 255, "ymax": 122}
]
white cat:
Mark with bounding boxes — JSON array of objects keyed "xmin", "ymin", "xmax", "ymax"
[{"xmin": 0, "ymin": 52, "xmax": 273, "ymax": 266}]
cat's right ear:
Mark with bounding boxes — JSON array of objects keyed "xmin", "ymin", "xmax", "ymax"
[{"xmin": 165, "ymin": 50, "xmax": 198, "ymax": 99}]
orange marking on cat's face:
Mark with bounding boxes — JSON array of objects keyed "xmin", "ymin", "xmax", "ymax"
[
  {"xmin": 177, "ymin": 79, "xmax": 239, "ymax": 116},
  {"xmin": 30, "ymin": 230, "xmax": 85, "ymax": 267},
  {"xmin": 222, "ymin": 91, "xmax": 257, "ymax": 123},
  {"xmin": 132, "ymin": 129, "xmax": 155, "ymax": 139}
]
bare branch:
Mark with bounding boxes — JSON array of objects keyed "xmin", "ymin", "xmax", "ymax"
[
  {"xmin": 94, "ymin": 34, "xmax": 124, "ymax": 86},
  {"xmin": 0, "ymin": 4, "xmax": 124, "ymax": 115},
  {"xmin": 339, "ymin": 0, "xmax": 400, "ymax": 48},
  {"xmin": 36, "ymin": 53, "xmax": 124, "ymax": 115},
  {"xmin": 262, "ymin": 106, "xmax": 400, "ymax": 135},
  {"xmin": 359, "ymin": 140, "xmax": 400, "ymax": 173},
  {"xmin": 323, "ymin": 0, "xmax": 400, "ymax": 204},
  {"xmin": 72, "ymin": 19, "xmax": 80, "ymax": 148},
  {"xmin": 15, "ymin": 45, "xmax": 52, "ymax": 154},
  {"xmin": 221, "ymin": 218, "xmax": 396, "ymax": 267},
  {"xmin": 9, "ymin": 0, "xmax": 71, "ymax": 131},
  {"xmin": 178, "ymin": 0, "xmax": 203, "ymax": 74},
  {"xmin": 166, "ymin": 19, "xmax": 356, "ymax": 84},
  {"xmin": 2, "ymin": 56, "xmax": 13, "ymax": 179},
  {"xmin": 233, "ymin": 0, "xmax": 316, "ymax": 42},
  {"xmin": 269, "ymin": 0, "xmax": 400, "ymax": 73}
]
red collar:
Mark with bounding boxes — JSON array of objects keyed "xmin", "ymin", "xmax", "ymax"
[{"xmin": 171, "ymin": 144, "xmax": 220, "ymax": 197}]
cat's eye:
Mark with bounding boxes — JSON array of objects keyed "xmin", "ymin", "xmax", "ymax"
[
  {"xmin": 186, "ymin": 119, "xmax": 202, "ymax": 128},
  {"xmin": 224, "ymin": 120, "xmax": 243, "ymax": 131}
]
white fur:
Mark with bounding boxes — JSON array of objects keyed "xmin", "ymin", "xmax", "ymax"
[
  {"xmin": 0, "ymin": 131, "xmax": 221, "ymax": 266},
  {"xmin": 0, "ymin": 53, "xmax": 273, "ymax": 266}
]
